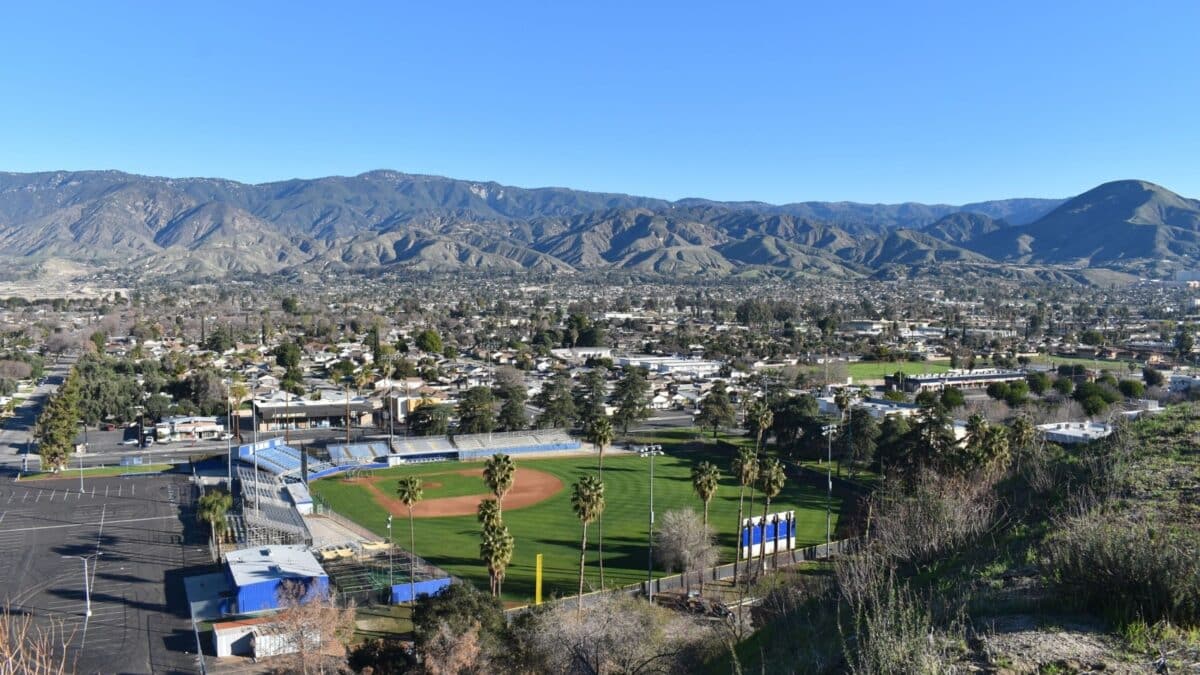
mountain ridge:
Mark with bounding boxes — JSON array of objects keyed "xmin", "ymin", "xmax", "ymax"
[{"xmin": 0, "ymin": 170, "xmax": 1193, "ymax": 280}]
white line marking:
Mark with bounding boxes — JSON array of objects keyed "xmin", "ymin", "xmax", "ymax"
[
  {"xmin": 34, "ymin": 491, "xmax": 40, "ymax": 502},
  {"xmin": 104, "ymin": 485, "xmax": 109, "ymax": 498},
  {"xmin": 0, "ymin": 515, "xmax": 176, "ymax": 534},
  {"xmin": 21, "ymin": 492, "xmax": 27, "ymax": 502},
  {"xmin": 0, "ymin": 512, "xmax": 5, "ymax": 525}
]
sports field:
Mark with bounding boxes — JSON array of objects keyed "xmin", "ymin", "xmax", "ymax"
[
  {"xmin": 847, "ymin": 360, "xmax": 950, "ymax": 380},
  {"xmin": 310, "ymin": 452, "xmax": 840, "ymax": 603}
]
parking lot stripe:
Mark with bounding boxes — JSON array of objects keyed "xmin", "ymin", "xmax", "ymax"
[{"xmin": 0, "ymin": 515, "xmax": 176, "ymax": 534}]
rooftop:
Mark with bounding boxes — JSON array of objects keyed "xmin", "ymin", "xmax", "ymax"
[{"xmin": 226, "ymin": 545, "xmax": 326, "ymax": 588}]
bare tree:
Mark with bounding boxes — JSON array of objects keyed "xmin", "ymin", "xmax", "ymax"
[
  {"xmin": 267, "ymin": 581, "xmax": 357, "ymax": 675},
  {"xmin": 0, "ymin": 607, "xmax": 74, "ymax": 675},
  {"xmin": 524, "ymin": 592, "xmax": 718, "ymax": 674},
  {"xmin": 654, "ymin": 509, "xmax": 718, "ymax": 594},
  {"xmin": 420, "ymin": 620, "xmax": 489, "ymax": 675}
]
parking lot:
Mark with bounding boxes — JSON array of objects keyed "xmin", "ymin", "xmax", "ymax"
[{"xmin": 0, "ymin": 473, "xmax": 210, "ymax": 674}]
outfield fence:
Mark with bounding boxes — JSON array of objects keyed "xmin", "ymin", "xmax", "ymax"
[{"xmin": 508, "ymin": 535, "xmax": 862, "ymax": 615}]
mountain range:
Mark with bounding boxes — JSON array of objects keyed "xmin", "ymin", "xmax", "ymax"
[{"xmin": 0, "ymin": 170, "xmax": 1196, "ymax": 280}]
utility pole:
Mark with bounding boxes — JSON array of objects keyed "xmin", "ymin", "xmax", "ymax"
[{"xmin": 345, "ymin": 384, "xmax": 351, "ymax": 448}]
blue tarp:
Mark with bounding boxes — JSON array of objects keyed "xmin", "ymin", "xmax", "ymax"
[{"xmin": 390, "ymin": 578, "xmax": 452, "ymax": 604}]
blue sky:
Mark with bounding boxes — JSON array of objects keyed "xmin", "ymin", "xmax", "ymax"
[{"xmin": 1, "ymin": 1, "xmax": 1197, "ymax": 204}]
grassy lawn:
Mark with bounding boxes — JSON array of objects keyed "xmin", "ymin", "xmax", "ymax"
[
  {"xmin": 20, "ymin": 463, "xmax": 176, "ymax": 480},
  {"xmin": 354, "ymin": 604, "xmax": 413, "ymax": 640},
  {"xmin": 1027, "ymin": 354, "xmax": 1142, "ymax": 373},
  {"xmin": 848, "ymin": 361, "xmax": 949, "ymax": 381},
  {"xmin": 311, "ymin": 452, "xmax": 840, "ymax": 604}
]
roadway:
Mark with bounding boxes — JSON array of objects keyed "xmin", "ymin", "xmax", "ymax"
[{"xmin": 0, "ymin": 356, "xmax": 75, "ymax": 456}]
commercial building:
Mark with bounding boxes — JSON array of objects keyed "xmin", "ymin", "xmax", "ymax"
[
  {"xmin": 252, "ymin": 391, "xmax": 378, "ymax": 432},
  {"xmin": 154, "ymin": 416, "xmax": 226, "ymax": 442}
]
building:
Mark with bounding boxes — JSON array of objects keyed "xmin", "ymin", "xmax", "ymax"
[
  {"xmin": 224, "ymin": 545, "xmax": 329, "ymax": 614},
  {"xmin": 615, "ymin": 355, "xmax": 723, "ymax": 378},
  {"xmin": 1037, "ymin": 421, "xmax": 1114, "ymax": 445},
  {"xmin": 252, "ymin": 391, "xmax": 378, "ymax": 432},
  {"xmin": 886, "ymin": 368, "xmax": 1026, "ymax": 394},
  {"xmin": 1169, "ymin": 372, "xmax": 1200, "ymax": 394},
  {"xmin": 154, "ymin": 416, "xmax": 227, "ymax": 442}
]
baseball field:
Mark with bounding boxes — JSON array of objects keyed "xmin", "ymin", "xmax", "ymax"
[{"xmin": 309, "ymin": 450, "xmax": 841, "ymax": 603}]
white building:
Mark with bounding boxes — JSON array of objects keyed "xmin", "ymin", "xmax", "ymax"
[
  {"xmin": 1037, "ymin": 421, "xmax": 1114, "ymax": 445},
  {"xmin": 615, "ymin": 356, "xmax": 723, "ymax": 378}
]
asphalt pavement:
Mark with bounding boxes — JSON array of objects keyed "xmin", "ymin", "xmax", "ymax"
[{"xmin": 0, "ymin": 472, "xmax": 210, "ymax": 674}]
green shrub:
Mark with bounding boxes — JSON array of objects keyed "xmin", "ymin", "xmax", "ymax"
[{"xmin": 1044, "ymin": 510, "xmax": 1200, "ymax": 625}]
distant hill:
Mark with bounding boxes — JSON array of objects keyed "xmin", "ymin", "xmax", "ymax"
[
  {"xmin": 922, "ymin": 212, "xmax": 1010, "ymax": 244},
  {"xmin": 0, "ymin": 169, "xmax": 1190, "ymax": 280},
  {"xmin": 964, "ymin": 180, "xmax": 1200, "ymax": 272}
]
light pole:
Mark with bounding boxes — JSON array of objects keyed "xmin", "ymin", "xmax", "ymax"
[
  {"xmin": 225, "ymin": 380, "xmax": 233, "ymax": 486},
  {"xmin": 63, "ymin": 553, "xmax": 101, "ymax": 618},
  {"xmin": 822, "ymin": 423, "xmax": 837, "ymax": 550},
  {"xmin": 78, "ymin": 420, "xmax": 87, "ymax": 493},
  {"xmin": 647, "ymin": 447, "xmax": 655, "ymax": 603},
  {"xmin": 387, "ymin": 515, "xmax": 394, "ymax": 587}
]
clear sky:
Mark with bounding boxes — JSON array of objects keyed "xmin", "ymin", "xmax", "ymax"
[{"xmin": 1, "ymin": 1, "xmax": 1197, "ymax": 204}]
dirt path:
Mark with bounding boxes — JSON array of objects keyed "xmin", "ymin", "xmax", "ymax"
[{"xmin": 343, "ymin": 467, "xmax": 564, "ymax": 518}]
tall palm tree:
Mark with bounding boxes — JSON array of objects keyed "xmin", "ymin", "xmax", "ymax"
[
  {"xmin": 731, "ymin": 447, "xmax": 759, "ymax": 585},
  {"xmin": 748, "ymin": 400, "xmax": 774, "ymax": 454},
  {"xmin": 477, "ymin": 497, "xmax": 502, "ymax": 530},
  {"xmin": 198, "ymin": 489, "xmax": 232, "ymax": 557},
  {"xmin": 757, "ymin": 458, "xmax": 787, "ymax": 574},
  {"xmin": 228, "ymin": 381, "xmax": 250, "ymax": 442},
  {"xmin": 691, "ymin": 461, "xmax": 720, "ymax": 530},
  {"xmin": 396, "ymin": 476, "xmax": 424, "ymax": 604},
  {"xmin": 479, "ymin": 523, "xmax": 515, "ymax": 597},
  {"xmin": 571, "ymin": 474, "xmax": 605, "ymax": 611},
  {"xmin": 584, "ymin": 416, "xmax": 614, "ymax": 585},
  {"xmin": 483, "ymin": 453, "xmax": 516, "ymax": 514}
]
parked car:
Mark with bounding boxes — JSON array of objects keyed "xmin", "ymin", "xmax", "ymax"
[{"xmin": 121, "ymin": 438, "xmax": 138, "ymax": 446}]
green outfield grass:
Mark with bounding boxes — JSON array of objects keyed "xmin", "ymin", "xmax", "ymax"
[
  {"xmin": 310, "ymin": 453, "xmax": 841, "ymax": 603},
  {"xmin": 847, "ymin": 360, "xmax": 950, "ymax": 380}
]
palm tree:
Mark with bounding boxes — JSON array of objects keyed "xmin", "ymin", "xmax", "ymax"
[
  {"xmin": 691, "ymin": 461, "xmax": 721, "ymax": 530},
  {"xmin": 477, "ymin": 497, "xmax": 502, "ymax": 530},
  {"xmin": 228, "ymin": 381, "xmax": 250, "ymax": 442},
  {"xmin": 479, "ymin": 523, "xmax": 515, "ymax": 597},
  {"xmin": 197, "ymin": 489, "xmax": 232, "ymax": 557},
  {"xmin": 1009, "ymin": 415, "xmax": 1038, "ymax": 469},
  {"xmin": 751, "ymin": 401, "xmax": 774, "ymax": 454},
  {"xmin": 483, "ymin": 453, "xmax": 516, "ymax": 513},
  {"xmin": 585, "ymin": 416, "xmax": 615, "ymax": 472},
  {"xmin": 757, "ymin": 458, "xmax": 787, "ymax": 574},
  {"xmin": 396, "ymin": 476, "xmax": 424, "ymax": 604},
  {"xmin": 731, "ymin": 447, "xmax": 759, "ymax": 585},
  {"xmin": 584, "ymin": 416, "xmax": 614, "ymax": 585},
  {"xmin": 571, "ymin": 474, "xmax": 605, "ymax": 611}
]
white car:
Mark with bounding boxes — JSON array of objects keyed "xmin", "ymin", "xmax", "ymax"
[{"xmin": 121, "ymin": 439, "xmax": 139, "ymax": 446}]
